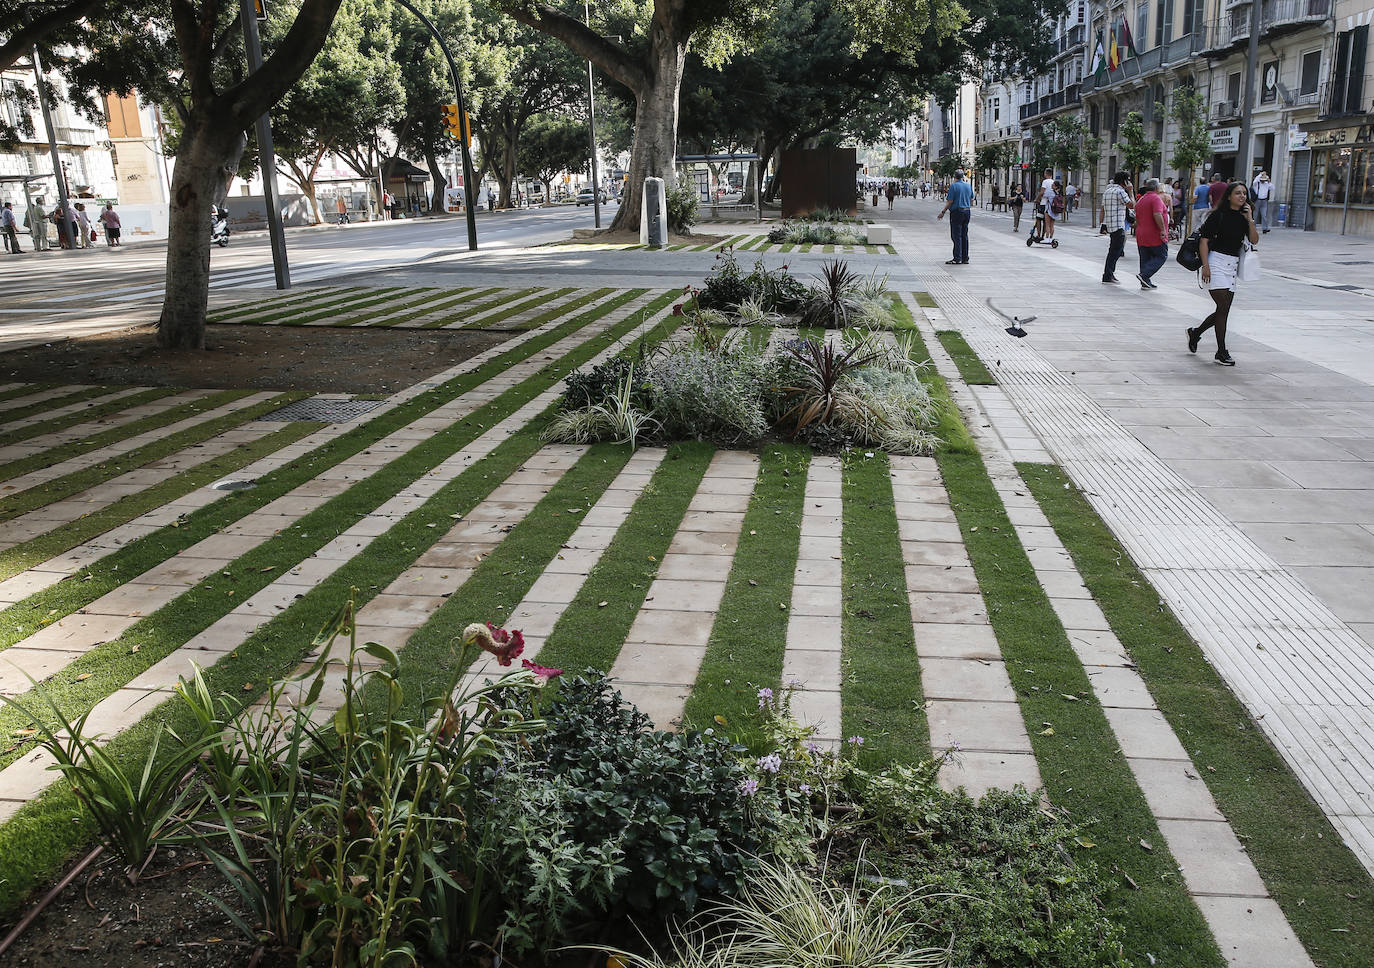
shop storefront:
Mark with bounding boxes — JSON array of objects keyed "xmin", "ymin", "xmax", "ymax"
[{"xmin": 1299, "ymin": 120, "xmax": 1374, "ymax": 236}]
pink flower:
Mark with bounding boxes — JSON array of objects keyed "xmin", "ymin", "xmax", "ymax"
[
  {"xmin": 521, "ymin": 658, "xmax": 563, "ymax": 682},
  {"xmin": 462, "ymin": 622, "xmax": 525, "ymax": 666}
]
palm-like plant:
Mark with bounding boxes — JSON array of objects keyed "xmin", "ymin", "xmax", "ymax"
[
  {"xmin": 799, "ymin": 260, "xmax": 864, "ymax": 329},
  {"xmin": 777, "ymin": 338, "xmax": 881, "ymax": 436}
]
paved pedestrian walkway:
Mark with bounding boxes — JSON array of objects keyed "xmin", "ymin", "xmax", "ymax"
[{"xmin": 881, "ymin": 199, "xmax": 1374, "ymax": 879}]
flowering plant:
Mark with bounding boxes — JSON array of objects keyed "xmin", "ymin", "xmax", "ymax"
[{"xmin": 463, "ymin": 621, "xmax": 525, "ymax": 666}]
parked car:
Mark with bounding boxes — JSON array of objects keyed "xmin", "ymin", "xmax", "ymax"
[{"xmin": 576, "ymin": 188, "xmax": 610, "ymax": 206}]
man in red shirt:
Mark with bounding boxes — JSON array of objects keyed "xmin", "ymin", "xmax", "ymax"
[
  {"xmin": 1206, "ymin": 172, "xmax": 1227, "ymax": 209},
  {"xmin": 1134, "ymin": 178, "xmax": 1170, "ymax": 289}
]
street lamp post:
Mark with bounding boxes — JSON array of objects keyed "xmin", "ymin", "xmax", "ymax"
[
  {"xmin": 393, "ymin": 0, "xmax": 478, "ymax": 251},
  {"xmin": 241, "ymin": 0, "xmax": 290, "ymax": 289},
  {"xmin": 584, "ymin": 1, "xmax": 602, "ymax": 229},
  {"xmin": 30, "ymin": 46, "xmax": 72, "ymax": 250}
]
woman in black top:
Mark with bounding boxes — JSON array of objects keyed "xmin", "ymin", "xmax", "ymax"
[
  {"xmin": 1009, "ymin": 184, "xmax": 1025, "ymax": 232},
  {"xmin": 1188, "ymin": 181, "xmax": 1259, "ymax": 365}
]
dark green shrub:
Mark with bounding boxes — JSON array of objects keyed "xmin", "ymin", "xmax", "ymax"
[
  {"xmin": 484, "ymin": 672, "xmax": 762, "ymax": 922},
  {"xmin": 744, "ymin": 258, "xmax": 809, "ymax": 313},
  {"xmin": 695, "ymin": 248, "xmax": 752, "ymax": 311},
  {"xmin": 559, "ymin": 354, "xmax": 651, "ymax": 411},
  {"xmin": 666, "ymin": 182, "xmax": 698, "ymax": 233}
]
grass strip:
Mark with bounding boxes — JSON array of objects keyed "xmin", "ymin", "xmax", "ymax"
[
  {"xmin": 0, "ymin": 389, "xmax": 251, "ymax": 482},
  {"xmin": 0, "ymin": 292, "xmax": 668, "ymax": 650},
  {"xmin": 0, "ymin": 386, "xmax": 124, "ymax": 431},
  {"xmin": 1022, "ymin": 463, "xmax": 1374, "ymax": 966},
  {"xmin": 460, "ymin": 287, "xmax": 575, "ymax": 330},
  {"xmin": 209, "ymin": 286, "xmax": 401, "ymax": 325},
  {"xmin": 935, "ymin": 330, "xmax": 997, "ymax": 385},
  {"xmin": 0, "ymin": 391, "xmax": 301, "ymax": 524},
  {"xmin": 367, "ymin": 287, "xmax": 494, "ymax": 327},
  {"xmin": 415, "ymin": 288, "xmax": 511, "ymax": 328},
  {"xmin": 250, "ymin": 288, "xmax": 433, "ymax": 327},
  {"xmin": 205, "ymin": 286, "xmax": 367, "ymax": 322},
  {"xmin": 0, "ymin": 387, "xmax": 181, "ymax": 453},
  {"xmin": 536, "ymin": 442, "xmax": 715, "ymax": 676},
  {"xmin": 360, "ymin": 288, "xmax": 475, "ymax": 326},
  {"xmin": 913, "ymin": 291, "xmax": 938, "ymax": 308},
  {"xmin": 0, "ymin": 420, "xmax": 325, "ymax": 583},
  {"xmin": 0, "ymin": 384, "xmax": 55, "ymax": 405},
  {"xmin": 0, "ymin": 290, "xmax": 667, "ymax": 758},
  {"xmin": 839, "ymin": 452, "xmax": 929, "ymax": 764},
  {"xmin": 462, "ymin": 288, "xmax": 612, "ymax": 333},
  {"xmin": 894, "ymin": 299, "xmax": 976, "ymax": 454},
  {"xmin": 883, "ymin": 244, "xmax": 897, "ymax": 255},
  {"xmin": 898, "ymin": 317, "xmax": 1225, "ymax": 965},
  {"xmin": 682, "ymin": 446, "xmax": 809, "ymax": 749},
  {"xmin": 288, "ymin": 288, "xmax": 442, "ymax": 327}
]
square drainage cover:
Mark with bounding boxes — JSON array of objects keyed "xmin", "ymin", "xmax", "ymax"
[{"xmin": 256, "ymin": 398, "xmax": 384, "ymax": 423}]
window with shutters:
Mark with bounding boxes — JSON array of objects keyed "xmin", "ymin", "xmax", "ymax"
[
  {"xmin": 1328, "ymin": 25, "xmax": 1369, "ymax": 115},
  {"xmin": 1300, "ymin": 50, "xmax": 1322, "ymax": 96}
]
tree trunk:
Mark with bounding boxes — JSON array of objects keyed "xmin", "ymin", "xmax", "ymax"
[
  {"xmin": 158, "ymin": 118, "xmax": 240, "ymax": 350},
  {"xmin": 607, "ymin": 31, "xmax": 685, "ymax": 233},
  {"xmin": 424, "ymin": 146, "xmax": 447, "ymax": 212}
]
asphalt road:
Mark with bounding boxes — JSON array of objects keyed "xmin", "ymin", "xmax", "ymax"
[{"xmin": 0, "ymin": 205, "xmax": 603, "ymax": 319}]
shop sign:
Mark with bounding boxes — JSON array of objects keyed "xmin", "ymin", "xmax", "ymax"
[
  {"xmin": 1209, "ymin": 126, "xmax": 1240, "ymax": 151},
  {"xmin": 1304, "ymin": 123, "xmax": 1374, "ymax": 149},
  {"xmin": 1288, "ymin": 123, "xmax": 1308, "ymax": 151}
]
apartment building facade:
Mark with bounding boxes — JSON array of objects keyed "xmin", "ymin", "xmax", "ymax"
[{"xmin": 979, "ymin": 0, "xmax": 1373, "ymax": 235}]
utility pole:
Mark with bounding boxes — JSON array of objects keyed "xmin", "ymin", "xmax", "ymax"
[
  {"xmin": 584, "ymin": 1, "xmax": 602, "ymax": 229},
  {"xmin": 30, "ymin": 46, "xmax": 72, "ymax": 249},
  {"xmin": 1236, "ymin": 0, "xmax": 1263, "ymax": 183},
  {"xmin": 241, "ymin": 0, "xmax": 290, "ymax": 289}
]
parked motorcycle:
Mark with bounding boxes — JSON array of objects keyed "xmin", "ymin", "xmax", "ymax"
[{"xmin": 210, "ymin": 207, "xmax": 230, "ymax": 247}]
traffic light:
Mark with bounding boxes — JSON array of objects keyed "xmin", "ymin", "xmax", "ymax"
[{"xmin": 441, "ymin": 104, "xmax": 461, "ymax": 140}]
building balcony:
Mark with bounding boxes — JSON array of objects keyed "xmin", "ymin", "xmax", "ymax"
[
  {"xmin": 53, "ymin": 125, "xmax": 99, "ymax": 147},
  {"xmin": 1051, "ymin": 24, "xmax": 1087, "ymax": 61},
  {"xmin": 1196, "ymin": 0, "xmax": 1331, "ymax": 57},
  {"xmin": 1321, "ymin": 75, "xmax": 1372, "ymax": 118},
  {"xmin": 1079, "ymin": 44, "xmax": 1169, "ymax": 95},
  {"xmin": 978, "ymin": 125, "xmax": 1021, "ymax": 144},
  {"xmin": 1018, "ymin": 83, "xmax": 1083, "ymax": 123},
  {"xmin": 1212, "ymin": 100, "xmax": 1243, "ymax": 122}
]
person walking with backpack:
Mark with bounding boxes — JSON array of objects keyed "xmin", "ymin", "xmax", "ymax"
[
  {"xmin": 1188, "ymin": 181, "xmax": 1259, "ymax": 366},
  {"xmin": 1100, "ymin": 172, "xmax": 1134, "ymax": 284},
  {"xmin": 937, "ymin": 168, "xmax": 973, "ymax": 265},
  {"xmin": 1134, "ymin": 178, "xmax": 1170, "ymax": 289},
  {"xmin": 1036, "ymin": 168, "xmax": 1058, "ymax": 242}
]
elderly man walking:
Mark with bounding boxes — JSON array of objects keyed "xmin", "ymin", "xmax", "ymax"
[
  {"xmin": 1100, "ymin": 172, "xmax": 1135, "ymax": 284},
  {"xmin": 937, "ymin": 168, "xmax": 974, "ymax": 265}
]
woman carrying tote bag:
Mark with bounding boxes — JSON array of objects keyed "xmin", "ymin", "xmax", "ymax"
[{"xmin": 1187, "ymin": 181, "xmax": 1259, "ymax": 366}]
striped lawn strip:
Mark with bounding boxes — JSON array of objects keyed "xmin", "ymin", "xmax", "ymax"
[
  {"xmin": 0, "ymin": 387, "xmax": 184, "ymax": 452},
  {"xmin": 0, "ymin": 389, "xmax": 240, "ymax": 483},
  {"xmin": 0, "ymin": 385, "xmax": 96, "ymax": 416},
  {"xmin": 391, "ymin": 287, "xmax": 506, "ymax": 328},
  {"xmin": 839, "ymin": 452, "xmax": 929, "ymax": 765},
  {"xmin": 0, "ymin": 421, "xmax": 325, "ymax": 584},
  {"xmin": 681, "ymin": 445, "xmax": 809, "ymax": 749},
  {"xmin": 280, "ymin": 288, "xmax": 440, "ymax": 327},
  {"xmin": 0, "ymin": 293, "xmax": 667, "ymax": 647},
  {"xmin": 414, "ymin": 288, "xmax": 511, "ymax": 328},
  {"xmin": 460, "ymin": 288, "xmax": 613, "ymax": 333},
  {"xmin": 0, "ymin": 290, "xmax": 661, "ymax": 723},
  {"xmin": 1022, "ymin": 463, "xmax": 1374, "ymax": 966},
  {"xmin": 0, "ymin": 301, "xmax": 677, "ymax": 913},
  {"xmin": 883, "ymin": 244, "xmax": 897, "ymax": 255},
  {"xmin": 236, "ymin": 287, "xmax": 430, "ymax": 327},
  {"xmin": 360, "ymin": 287, "xmax": 478, "ymax": 327},
  {"xmin": 0, "ymin": 385, "xmax": 54, "ymax": 406},
  {"xmin": 666, "ymin": 243, "xmax": 689, "ymax": 251},
  {"xmin": 898, "ymin": 318, "xmax": 1223, "ymax": 964},
  {"xmin": 0, "ymin": 388, "xmax": 167, "ymax": 444},
  {"xmin": 206, "ymin": 286, "xmax": 368, "ymax": 322},
  {"xmin": 0, "ymin": 392, "xmax": 296, "ymax": 523},
  {"xmin": 690, "ymin": 241, "xmax": 715, "ymax": 251},
  {"xmin": 208, "ymin": 286, "xmax": 396, "ymax": 325},
  {"xmin": 535, "ymin": 441, "xmax": 715, "ymax": 674},
  {"xmin": 333, "ymin": 289, "xmax": 473, "ymax": 328},
  {"xmin": 210, "ymin": 286, "xmax": 407, "ymax": 325},
  {"xmin": 462, "ymin": 287, "xmax": 578, "ymax": 331},
  {"xmin": 863, "ymin": 245, "xmax": 879, "ymax": 254},
  {"xmin": 448, "ymin": 287, "xmax": 542, "ymax": 328},
  {"xmin": 0, "ymin": 387, "xmax": 121, "ymax": 429},
  {"xmin": 779, "ymin": 243, "xmax": 795, "ymax": 253}
]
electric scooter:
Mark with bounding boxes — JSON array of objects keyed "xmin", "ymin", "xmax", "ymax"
[{"xmin": 1025, "ymin": 206, "xmax": 1059, "ymax": 248}]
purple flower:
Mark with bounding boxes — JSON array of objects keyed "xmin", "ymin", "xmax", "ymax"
[
  {"xmin": 757, "ymin": 687, "xmax": 774, "ymax": 709},
  {"xmin": 738, "ymin": 778, "xmax": 759, "ymax": 797},
  {"xmin": 804, "ymin": 741, "xmax": 821, "ymax": 755},
  {"xmin": 757, "ymin": 753, "xmax": 782, "ymax": 774},
  {"xmin": 847, "ymin": 735, "xmax": 865, "ymax": 747},
  {"xmin": 798, "ymin": 783, "xmax": 812, "ymax": 795}
]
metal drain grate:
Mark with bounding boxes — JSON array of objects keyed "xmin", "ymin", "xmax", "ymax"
[{"xmin": 255, "ymin": 397, "xmax": 384, "ymax": 423}]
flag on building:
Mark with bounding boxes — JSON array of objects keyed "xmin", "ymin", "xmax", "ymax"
[
  {"xmin": 1120, "ymin": 17, "xmax": 1137, "ymax": 59},
  {"xmin": 1108, "ymin": 24, "xmax": 1120, "ymax": 69},
  {"xmin": 1089, "ymin": 30, "xmax": 1107, "ymax": 78}
]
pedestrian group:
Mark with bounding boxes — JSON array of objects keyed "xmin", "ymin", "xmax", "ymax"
[{"xmin": 2, "ymin": 198, "xmax": 122, "ymax": 253}]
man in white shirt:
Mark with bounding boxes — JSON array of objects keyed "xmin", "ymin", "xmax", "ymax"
[
  {"xmin": 1, "ymin": 201, "xmax": 22, "ymax": 253},
  {"xmin": 1251, "ymin": 171, "xmax": 1273, "ymax": 233},
  {"xmin": 1065, "ymin": 182, "xmax": 1078, "ymax": 222},
  {"xmin": 1036, "ymin": 168, "xmax": 1057, "ymax": 240}
]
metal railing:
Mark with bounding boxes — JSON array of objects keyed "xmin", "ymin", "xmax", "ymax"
[
  {"xmin": 1211, "ymin": 100, "xmax": 1243, "ymax": 121},
  {"xmin": 1196, "ymin": 0, "xmax": 1331, "ymax": 54},
  {"xmin": 1017, "ymin": 83, "xmax": 1083, "ymax": 123},
  {"xmin": 1322, "ymin": 74, "xmax": 1372, "ymax": 117}
]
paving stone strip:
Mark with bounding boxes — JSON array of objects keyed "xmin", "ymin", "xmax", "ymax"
[
  {"xmin": 0, "ymin": 291, "xmax": 637, "ymax": 609},
  {"xmin": 349, "ymin": 287, "xmax": 476, "ymax": 328},
  {"xmin": 286, "ymin": 288, "xmax": 440, "ymax": 327},
  {"xmin": 452, "ymin": 288, "xmax": 584, "ymax": 330},
  {"xmin": 220, "ymin": 287, "xmax": 420, "ymax": 326},
  {"xmin": 0, "ymin": 423, "xmax": 288, "ymax": 552},
  {"xmin": 607, "ymin": 450, "xmax": 761, "ymax": 727},
  {"xmin": 886, "ymin": 455, "xmax": 1042, "ymax": 797},
  {"xmin": 441, "ymin": 288, "xmax": 546, "ymax": 329},
  {"xmin": 781, "ymin": 456, "xmax": 844, "ymax": 746},
  {"xmin": 906, "ymin": 284, "xmax": 1315, "ymax": 968},
  {"xmin": 206, "ymin": 286, "xmax": 368, "ymax": 322},
  {"xmin": 0, "ymin": 389, "xmax": 219, "ymax": 465},
  {"xmin": 390, "ymin": 287, "xmax": 504, "ymax": 328},
  {"xmin": 0, "ymin": 391, "xmax": 281, "ymax": 507},
  {"xmin": 0, "ymin": 294, "xmax": 672, "ymax": 819}
]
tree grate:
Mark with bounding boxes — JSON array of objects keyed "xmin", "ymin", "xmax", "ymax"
[{"xmin": 255, "ymin": 398, "xmax": 384, "ymax": 423}]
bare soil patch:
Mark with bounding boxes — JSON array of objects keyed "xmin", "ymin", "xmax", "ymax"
[{"xmin": 0, "ymin": 324, "xmax": 515, "ymax": 394}]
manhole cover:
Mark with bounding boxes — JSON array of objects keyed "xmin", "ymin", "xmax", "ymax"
[
  {"xmin": 256, "ymin": 398, "xmax": 384, "ymax": 423},
  {"xmin": 211, "ymin": 479, "xmax": 257, "ymax": 491}
]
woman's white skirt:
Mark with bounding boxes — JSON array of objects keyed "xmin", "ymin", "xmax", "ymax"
[{"xmin": 1207, "ymin": 251, "xmax": 1239, "ymax": 292}]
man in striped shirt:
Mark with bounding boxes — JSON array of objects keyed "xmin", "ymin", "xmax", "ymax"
[{"xmin": 1101, "ymin": 171, "xmax": 1135, "ymax": 284}]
